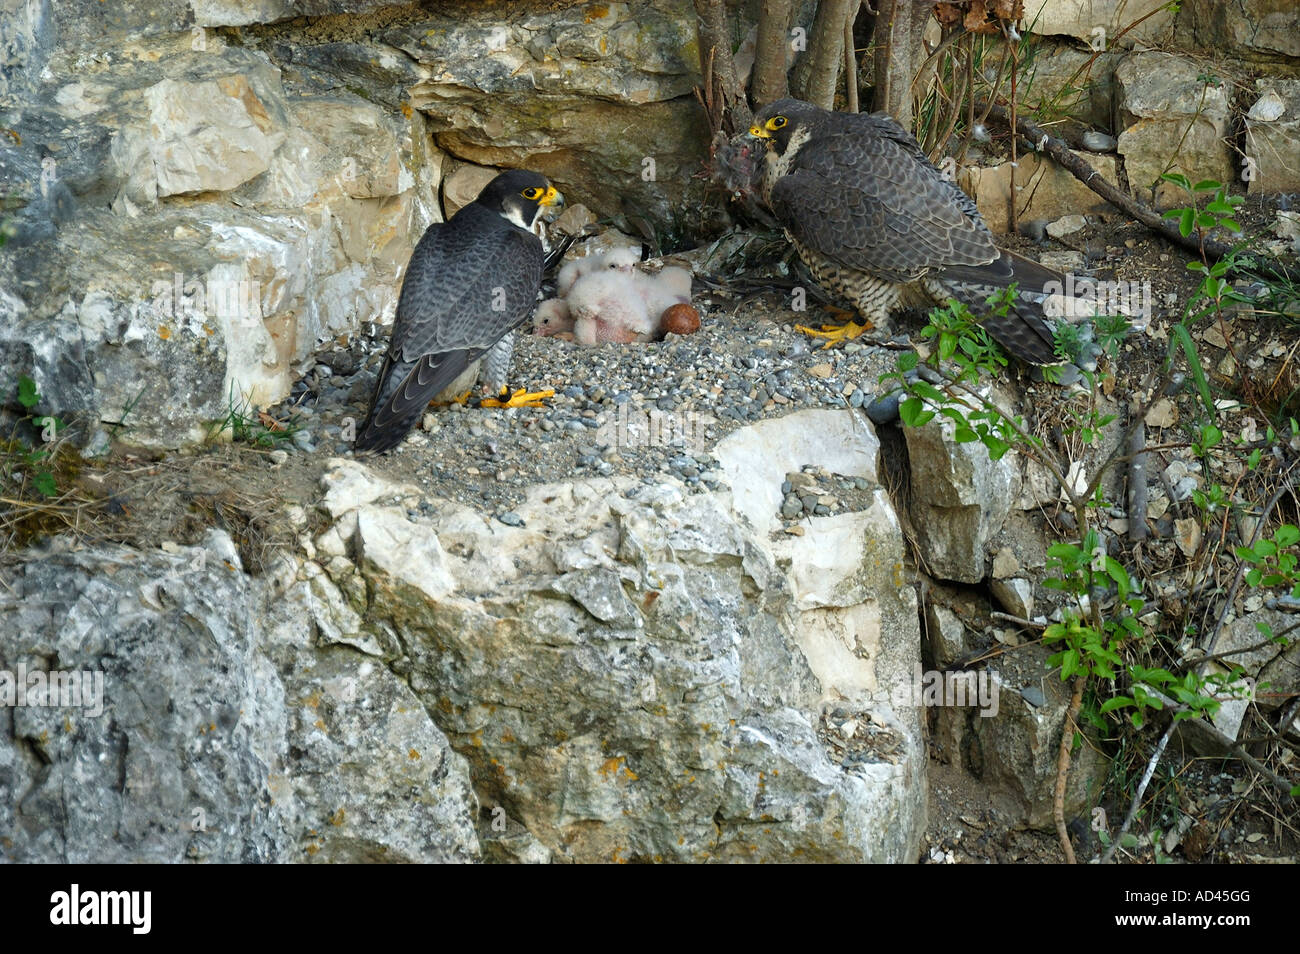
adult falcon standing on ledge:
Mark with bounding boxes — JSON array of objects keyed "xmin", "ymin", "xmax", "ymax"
[
  {"xmin": 748, "ymin": 99, "xmax": 1061, "ymax": 365},
  {"xmin": 355, "ymin": 169, "xmax": 562, "ymax": 453}
]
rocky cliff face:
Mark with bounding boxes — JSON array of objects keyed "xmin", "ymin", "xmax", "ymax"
[
  {"xmin": 3, "ymin": 0, "xmax": 1296, "ymax": 864},
  {"xmin": 1, "ymin": 411, "xmax": 930, "ymax": 863}
]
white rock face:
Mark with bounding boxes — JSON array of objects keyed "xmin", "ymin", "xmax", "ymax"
[
  {"xmin": 4, "ymin": 43, "xmax": 440, "ymax": 447},
  {"xmin": 960, "ymin": 152, "xmax": 1117, "ymax": 235},
  {"xmin": 299, "ymin": 411, "xmax": 929, "ymax": 863},
  {"xmin": 0, "ymin": 530, "xmax": 480, "ymax": 863},
  {"xmin": 131, "ymin": 75, "xmax": 286, "ymax": 201}
]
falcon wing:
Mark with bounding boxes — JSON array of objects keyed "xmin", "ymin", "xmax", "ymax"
[
  {"xmin": 769, "ymin": 113, "xmax": 998, "ymax": 284},
  {"xmin": 356, "ymin": 205, "xmax": 543, "ymax": 452}
]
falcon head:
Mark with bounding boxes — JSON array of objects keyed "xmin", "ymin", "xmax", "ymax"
[
  {"xmin": 748, "ymin": 98, "xmax": 824, "ymax": 157},
  {"xmin": 475, "ymin": 169, "xmax": 564, "ymax": 234}
]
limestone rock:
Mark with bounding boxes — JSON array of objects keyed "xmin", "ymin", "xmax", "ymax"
[
  {"xmin": 960, "ymin": 657, "xmax": 1107, "ymax": 830},
  {"xmin": 442, "ymin": 163, "xmax": 501, "ymax": 218},
  {"xmin": 299, "ymin": 410, "xmax": 928, "ymax": 863},
  {"xmin": 1176, "ymin": 0, "xmax": 1300, "ymax": 60},
  {"xmin": 112, "ymin": 73, "xmax": 287, "ymax": 205},
  {"xmin": 925, "ymin": 602, "xmax": 969, "ymax": 668},
  {"xmin": 961, "ymin": 152, "xmax": 1117, "ymax": 235},
  {"xmin": 904, "ymin": 405, "xmax": 1021, "ymax": 583},
  {"xmin": 192, "ymin": 0, "xmax": 397, "ymax": 28},
  {"xmin": 383, "ymin": 2, "xmax": 710, "ymax": 234},
  {"xmin": 1245, "ymin": 80, "xmax": 1300, "ymax": 194},
  {"xmin": 1, "ymin": 46, "xmax": 439, "ymax": 448},
  {"xmin": 991, "ymin": 577, "xmax": 1035, "ymax": 619},
  {"xmin": 1012, "ymin": 42, "xmax": 1119, "ymax": 129},
  {"xmin": 1023, "ymin": 0, "xmax": 1175, "ymax": 46},
  {"xmin": 0, "ymin": 533, "xmax": 479, "ymax": 862},
  {"xmin": 1114, "ymin": 53, "xmax": 1234, "ymax": 208}
]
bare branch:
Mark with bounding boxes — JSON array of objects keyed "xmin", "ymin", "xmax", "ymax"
[
  {"xmin": 795, "ymin": 0, "xmax": 855, "ymax": 109},
  {"xmin": 752, "ymin": 0, "xmax": 797, "ymax": 107},
  {"xmin": 693, "ymin": 0, "xmax": 752, "ymax": 135}
]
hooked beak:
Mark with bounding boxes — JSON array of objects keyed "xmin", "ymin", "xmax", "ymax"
[
  {"xmin": 748, "ymin": 124, "xmax": 771, "ymax": 139},
  {"xmin": 539, "ymin": 185, "xmax": 563, "ymax": 207}
]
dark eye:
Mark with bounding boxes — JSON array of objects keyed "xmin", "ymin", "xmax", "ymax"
[
  {"xmin": 521, "ymin": 187, "xmax": 542, "ymax": 200},
  {"xmin": 770, "ymin": 116, "xmax": 787, "ymax": 129}
]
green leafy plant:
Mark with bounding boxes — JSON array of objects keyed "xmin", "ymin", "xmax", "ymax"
[
  {"xmin": 880, "ymin": 185, "xmax": 1299, "ymax": 856},
  {"xmin": 207, "ymin": 385, "xmax": 301, "ymax": 449},
  {"xmin": 5, "ymin": 373, "xmax": 64, "ymax": 499}
]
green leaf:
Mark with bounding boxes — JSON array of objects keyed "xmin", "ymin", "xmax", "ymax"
[
  {"xmin": 983, "ymin": 436, "xmax": 1011, "ymax": 460},
  {"xmin": 1100, "ymin": 696, "xmax": 1133, "ymax": 714},
  {"xmin": 899, "ymin": 397, "xmax": 933, "ymax": 428},
  {"xmin": 1172, "ymin": 324, "xmax": 1213, "ymax": 416},
  {"xmin": 1275, "ymin": 525, "xmax": 1300, "ymax": 547},
  {"xmin": 1105, "ymin": 557, "xmax": 1131, "ymax": 596},
  {"xmin": 17, "ymin": 374, "xmax": 39, "ymax": 409},
  {"xmin": 912, "ymin": 381, "xmax": 944, "ymax": 403},
  {"xmin": 1177, "ymin": 208, "xmax": 1195, "ymax": 236},
  {"xmin": 1061, "ymin": 648, "xmax": 1080, "ymax": 680},
  {"xmin": 1160, "ymin": 172, "xmax": 1192, "ymax": 191},
  {"xmin": 32, "ymin": 469, "xmax": 57, "ymax": 498},
  {"xmin": 897, "ymin": 351, "xmax": 919, "ymax": 372}
]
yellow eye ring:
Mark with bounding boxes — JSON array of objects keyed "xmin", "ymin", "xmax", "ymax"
[
  {"xmin": 768, "ymin": 116, "xmax": 787, "ymax": 130},
  {"xmin": 522, "ymin": 187, "xmax": 542, "ymax": 199}
]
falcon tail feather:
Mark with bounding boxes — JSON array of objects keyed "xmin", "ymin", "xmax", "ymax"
[
  {"xmin": 932, "ymin": 250, "xmax": 1066, "ymax": 366},
  {"xmin": 354, "ymin": 349, "xmax": 477, "ymax": 453},
  {"xmin": 936, "ymin": 249, "xmax": 1065, "ymax": 297}
]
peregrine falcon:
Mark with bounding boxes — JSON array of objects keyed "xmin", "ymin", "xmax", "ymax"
[
  {"xmin": 355, "ymin": 169, "xmax": 562, "ymax": 453},
  {"xmin": 748, "ymin": 99, "xmax": 1060, "ymax": 365}
]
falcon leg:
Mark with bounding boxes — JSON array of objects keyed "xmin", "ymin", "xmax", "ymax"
[
  {"xmin": 429, "ymin": 390, "xmax": 474, "ymax": 406},
  {"xmin": 476, "ymin": 331, "xmax": 555, "ymax": 408}
]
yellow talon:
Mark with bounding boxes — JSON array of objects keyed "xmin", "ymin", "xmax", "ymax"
[
  {"xmin": 481, "ymin": 387, "xmax": 555, "ymax": 409},
  {"xmin": 796, "ymin": 321, "xmax": 872, "ymax": 349}
]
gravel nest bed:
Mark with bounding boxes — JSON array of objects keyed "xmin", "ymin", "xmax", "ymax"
[{"xmin": 267, "ymin": 287, "xmax": 909, "ymax": 519}]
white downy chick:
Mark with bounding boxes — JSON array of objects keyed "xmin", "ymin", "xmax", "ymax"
[
  {"xmin": 635, "ymin": 266, "xmax": 693, "ymax": 327},
  {"xmin": 567, "ymin": 270, "xmax": 654, "ymax": 345},
  {"xmin": 556, "ymin": 245, "xmax": 641, "ymax": 296},
  {"xmin": 532, "ymin": 298, "xmax": 573, "ymax": 337}
]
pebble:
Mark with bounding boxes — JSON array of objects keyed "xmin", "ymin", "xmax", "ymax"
[
  {"xmin": 1020, "ymin": 686, "xmax": 1046, "ymax": 707},
  {"xmin": 866, "ymin": 392, "xmax": 902, "ymax": 425},
  {"xmin": 1080, "ymin": 130, "xmax": 1117, "ymax": 152},
  {"xmin": 497, "ymin": 511, "xmax": 525, "ymax": 527}
]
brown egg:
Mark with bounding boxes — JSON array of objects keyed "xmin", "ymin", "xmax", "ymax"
[{"xmin": 660, "ymin": 303, "xmax": 700, "ymax": 336}]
